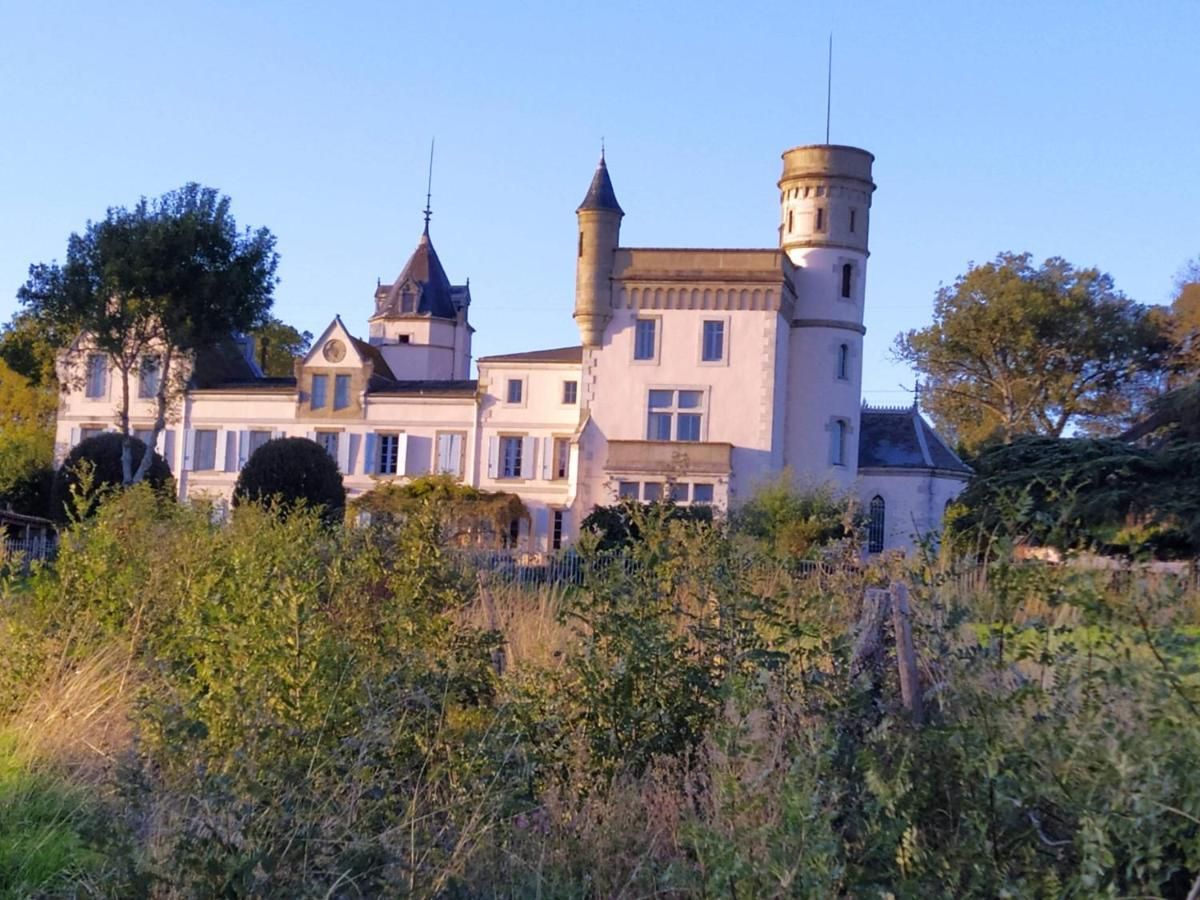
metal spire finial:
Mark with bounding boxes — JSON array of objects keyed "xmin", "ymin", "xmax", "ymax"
[
  {"xmin": 600, "ymin": 136, "xmax": 605, "ymax": 162},
  {"xmin": 423, "ymin": 138, "xmax": 435, "ymax": 233},
  {"xmin": 825, "ymin": 33, "xmax": 833, "ymax": 145}
]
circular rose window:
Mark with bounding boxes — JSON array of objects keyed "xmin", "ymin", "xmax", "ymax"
[{"xmin": 322, "ymin": 339, "xmax": 346, "ymax": 363}]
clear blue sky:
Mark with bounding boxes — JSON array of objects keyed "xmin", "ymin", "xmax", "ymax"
[{"xmin": 2, "ymin": 1, "xmax": 1197, "ymax": 404}]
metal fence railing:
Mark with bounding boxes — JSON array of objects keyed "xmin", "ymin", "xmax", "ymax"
[
  {"xmin": 445, "ymin": 549, "xmax": 851, "ymax": 589},
  {"xmin": 1, "ymin": 537, "xmax": 58, "ymax": 570}
]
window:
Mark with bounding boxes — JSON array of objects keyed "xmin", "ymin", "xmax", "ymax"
[
  {"xmin": 692, "ymin": 483, "xmax": 714, "ymax": 504},
  {"xmin": 552, "ymin": 437, "xmax": 570, "ymax": 479},
  {"xmin": 787, "ymin": 209, "xmax": 794, "ymax": 232},
  {"xmin": 85, "ymin": 354, "xmax": 107, "ymax": 398},
  {"xmin": 841, "ymin": 263, "xmax": 853, "ymax": 298},
  {"xmin": 80, "ymin": 426, "xmax": 104, "ymax": 441},
  {"xmin": 506, "ymin": 378, "xmax": 523, "ymax": 404},
  {"xmin": 562, "ymin": 380, "xmax": 578, "ymax": 404},
  {"xmin": 499, "ymin": 436, "xmax": 523, "ymax": 479},
  {"xmin": 815, "ymin": 208, "xmax": 825, "ymax": 231},
  {"xmin": 578, "ymin": 231, "xmax": 583, "ymax": 258},
  {"xmin": 507, "ymin": 518, "xmax": 521, "ymax": 548},
  {"xmin": 377, "ymin": 433, "xmax": 401, "ymax": 475},
  {"xmin": 400, "ymin": 291, "xmax": 415, "ymax": 314},
  {"xmin": 849, "ymin": 209, "xmax": 857, "ymax": 233},
  {"xmin": 311, "ymin": 374, "xmax": 328, "ymax": 409},
  {"xmin": 138, "ymin": 356, "xmax": 160, "ymax": 399},
  {"xmin": 837, "ymin": 344, "xmax": 849, "ymax": 380},
  {"xmin": 666, "ymin": 482, "xmax": 689, "ymax": 503},
  {"xmin": 334, "ymin": 374, "xmax": 351, "ymax": 410},
  {"xmin": 642, "ymin": 482, "xmax": 663, "ymax": 502},
  {"xmin": 398, "ymin": 334, "xmax": 411, "ymax": 344},
  {"xmin": 634, "ymin": 318, "xmax": 657, "ymax": 361},
  {"xmin": 318, "ymin": 431, "xmax": 339, "ymax": 459},
  {"xmin": 133, "ymin": 428, "xmax": 154, "ymax": 445},
  {"xmin": 552, "ymin": 509, "xmax": 564, "ymax": 550},
  {"xmin": 868, "ymin": 496, "xmax": 885, "ymax": 553},
  {"xmin": 193, "ymin": 429, "xmax": 217, "ymax": 471},
  {"xmin": 647, "ymin": 389, "xmax": 704, "ymax": 442},
  {"xmin": 435, "ymin": 432, "xmax": 464, "ymax": 477},
  {"xmin": 701, "ymin": 320, "xmax": 725, "ymax": 362},
  {"xmin": 832, "ymin": 420, "xmax": 847, "ymax": 466},
  {"xmin": 618, "ymin": 481, "xmax": 639, "ymax": 499},
  {"xmin": 248, "ymin": 430, "xmax": 272, "ymax": 456}
]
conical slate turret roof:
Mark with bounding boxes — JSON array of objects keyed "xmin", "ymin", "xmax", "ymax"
[
  {"xmin": 374, "ymin": 229, "xmax": 459, "ymax": 320},
  {"xmin": 577, "ymin": 155, "xmax": 623, "ymax": 214}
]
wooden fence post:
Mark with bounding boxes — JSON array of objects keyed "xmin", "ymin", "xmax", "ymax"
[
  {"xmin": 890, "ymin": 582, "xmax": 924, "ymax": 724},
  {"xmin": 852, "ymin": 587, "xmax": 891, "ymax": 679}
]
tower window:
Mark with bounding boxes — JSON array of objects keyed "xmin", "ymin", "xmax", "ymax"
[
  {"xmin": 398, "ymin": 334, "xmax": 411, "ymax": 344},
  {"xmin": 701, "ymin": 320, "xmax": 725, "ymax": 362},
  {"xmin": 841, "ymin": 263, "xmax": 853, "ymax": 298},
  {"xmin": 401, "ymin": 291, "xmax": 415, "ymax": 314},
  {"xmin": 562, "ymin": 380, "xmax": 578, "ymax": 404},
  {"xmin": 832, "ymin": 419, "xmax": 847, "ymax": 466},
  {"xmin": 578, "ymin": 231, "xmax": 583, "ymax": 258},
  {"xmin": 634, "ymin": 318, "xmax": 657, "ymax": 361},
  {"xmin": 815, "ymin": 208, "xmax": 825, "ymax": 232},
  {"xmin": 849, "ymin": 209, "xmax": 857, "ymax": 233},
  {"xmin": 647, "ymin": 389, "xmax": 704, "ymax": 442},
  {"xmin": 787, "ymin": 209, "xmax": 794, "ymax": 232},
  {"xmin": 837, "ymin": 344, "xmax": 849, "ymax": 380}
]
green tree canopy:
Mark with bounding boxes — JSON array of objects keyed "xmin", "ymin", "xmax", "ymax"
[
  {"xmin": 0, "ymin": 357, "xmax": 57, "ymax": 515},
  {"xmin": 895, "ymin": 253, "xmax": 1165, "ymax": 451},
  {"xmin": 17, "ymin": 183, "xmax": 279, "ymax": 485},
  {"xmin": 248, "ymin": 315, "xmax": 312, "ymax": 377},
  {"xmin": 233, "ymin": 437, "xmax": 345, "ymax": 526}
]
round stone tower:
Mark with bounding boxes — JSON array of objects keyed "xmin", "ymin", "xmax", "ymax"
[
  {"xmin": 573, "ymin": 154, "xmax": 623, "ymax": 347},
  {"xmin": 778, "ymin": 145, "xmax": 876, "ymax": 488}
]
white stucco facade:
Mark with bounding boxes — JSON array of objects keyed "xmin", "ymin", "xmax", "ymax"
[{"xmin": 54, "ymin": 143, "xmax": 969, "ymax": 552}]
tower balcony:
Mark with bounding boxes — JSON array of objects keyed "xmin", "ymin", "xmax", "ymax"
[{"xmin": 604, "ymin": 440, "xmax": 733, "ymax": 477}]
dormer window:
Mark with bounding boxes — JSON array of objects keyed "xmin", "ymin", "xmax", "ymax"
[{"xmin": 401, "ymin": 290, "xmax": 415, "ymax": 314}]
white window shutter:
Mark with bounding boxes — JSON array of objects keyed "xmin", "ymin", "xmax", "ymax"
[
  {"xmin": 70, "ymin": 426, "xmax": 81, "ymax": 447},
  {"xmin": 520, "ymin": 436, "xmax": 535, "ymax": 480},
  {"xmin": 215, "ymin": 431, "xmax": 229, "ymax": 472},
  {"xmin": 395, "ymin": 433, "xmax": 409, "ymax": 475},
  {"xmin": 237, "ymin": 430, "xmax": 250, "ymax": 468},
  {"xmin": 183, "ymin": 429, "xmax": 196, "ymax": 471},
  {"xmin": 487, "ymin": 436, "xmax": 499, "ymax": 478},
  {"xmin": 450, "ymin": 433, "xmax": 463, "ymax": 475},
  {"xmin": 540, "ymin": 436, "xmax": 553, "ymax": 480},
  {"xmin": 305, "ymin": 430, "xmax": 316, "ymax": 443},
  {"xmin": 162, "ymin": 430, "xmax": 175, "ymax": 468},
  {"xmin": 363, "ymin": 433, "xmax": 377, "ymax": 474},
  {"xmin": 154, "ymin": 429, "xmax": 166, "ymax": 455},
  {"xmin": 336, "ymin": 435, "xmax": 351, "ymax": 474}
]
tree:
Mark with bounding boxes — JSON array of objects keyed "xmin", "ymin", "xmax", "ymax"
[
  {"xmin": 17, "ymin": 183, "xmax": 278, "ymax": 486},
  {"xmin": 248, "ymin": 315, "xmax": 312, "ymax": 377},
  {"xmin": 233, "ymin": 437, "xmax": 345, "ymax": 525},
  {"xmin": 1164, "ymin": 256, "xmax": 1200, "ymax": 384},
  {"xmin": 895, "ymin": 253, "xmax": 1165, "ymax": 451},
  {"xmin": 50, "ymin": 433, "xmax": 174, "ymax": 521},
  {"xmin": 0, "ymin": 357, "xmax": 57, "ymax": 516}
]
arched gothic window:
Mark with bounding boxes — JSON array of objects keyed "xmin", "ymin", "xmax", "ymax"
[
  {"xmin": 832, "ymin": 419, "xmax": 847, "ymax": 466},
  {"xmin": 868, "ymin": 495, "xmax": 885, "ymax": 553},
  {"xmin": 837, "ymin": 343, "xmax": 849, "ymax": 380}
]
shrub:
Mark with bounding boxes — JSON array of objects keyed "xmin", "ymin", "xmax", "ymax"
[
  {"xmin": 49, "ymin": 433, "xmax": 173, "ymax": 521},
  {"xmin": 733, "ymin": 470, "xmax": 860, "ymax": 558},
  {"xmin": 352, "ymin": 473, "xmax": 527, "ymax": 546},
  {"xmin": 233, "ymin": 436, "xmax": 345, "ymax": 524},
  {"xmin": 581, "ymin": 498, "xmax": 713, "ymax": 552}
]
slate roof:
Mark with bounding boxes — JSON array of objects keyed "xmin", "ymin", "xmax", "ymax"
[
  {"xmin": 349, "ymin": 335, "xmax": 396, "ymax": 380},
  {"xmin": 859, "ymin": 405, "xmax": 971, "ymax": 476},
  {"xmin": 188, "ymin": 337, "xmax": 265, "ymax": 389},
  {"xmin": 374, "ymin": 229, "xmax": 464, "ymax": 320},
  {"xmin": 577, "ymin": 155, "xmax": 623, "ymax": 214},
  {"xmin": 477, "ymin": 345, "xmax": 584, "ymax": 364}
]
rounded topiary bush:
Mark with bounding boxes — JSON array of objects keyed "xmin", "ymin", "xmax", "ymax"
[
  {"xmin": 233, "ymin": 437, "xmax": 345, "ymax": 525},
  {"xmin": 51, "ymin": 432, "xmax": 175, "ymax": 521}
]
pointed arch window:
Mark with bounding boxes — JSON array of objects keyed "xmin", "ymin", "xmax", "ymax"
[
  {"xmin": 832, "ymin": 419, "xmax": 847, "ymax": 466},
  {"xmin": 837, "ymin": 343, "xmax": 849, "ymax": 380},
  {"xmin": 868, "ymin": 495, "xmax": 885, "ymax": 553}
]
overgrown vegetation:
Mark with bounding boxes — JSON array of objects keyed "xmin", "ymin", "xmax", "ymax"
[
  {"xmin": 352, "ymin": 474, "xmax": 527, "ymax": 546},
  {"xmin": 2, "ymin": 486, "xmax": 1198, "ymax": 897}
]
